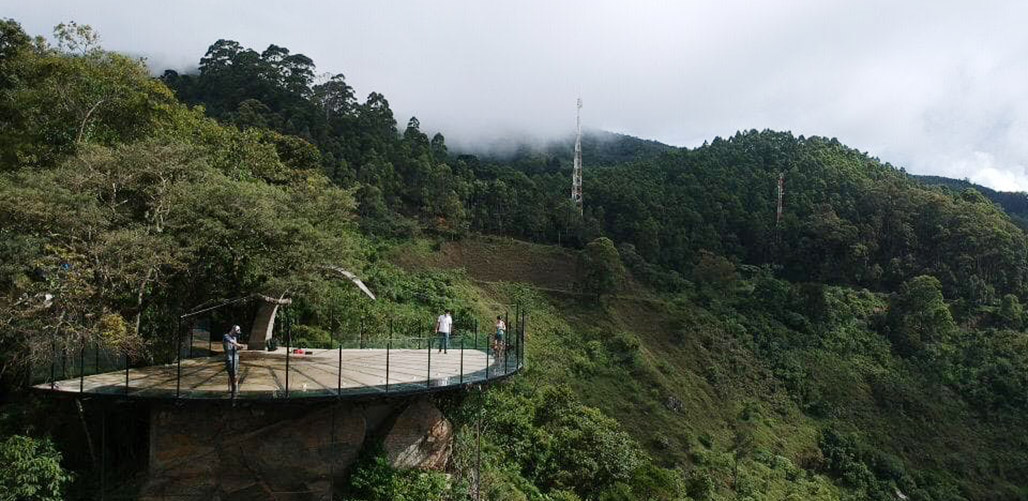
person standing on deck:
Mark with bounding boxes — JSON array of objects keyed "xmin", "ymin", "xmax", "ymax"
[
  {"xmin": 223, "ymin": 325, "xmax": 246, "ymax": 396},
  {"xmin": 493, "ymin": 315, "xmax": 506, "ymax": 361},
  {"xmin": 435, "ymin": 310, "xmax": 452, "ymax": 354}
]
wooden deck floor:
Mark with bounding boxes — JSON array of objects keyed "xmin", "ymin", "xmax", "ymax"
[{"xmin": 34, "ymin": 347, "xmax": 516, "ymax": 399}]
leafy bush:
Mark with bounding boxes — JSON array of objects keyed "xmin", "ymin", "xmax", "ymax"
[
  {"xmin": 685, "ymin": 470, "xmax": 715, "ymax": 500},
  {"xmin": 0, "ymin": 435, "xmax": 71, "ymax": 501},
  {"xmin": 468, "ymin": 382, "xmax": 682, "ymax": 500},
  {"xmin": 887, "ymin": 275, "xmax": 957, "ymax": 358},
  {"xmin": 605, "ymin": 331, "xmax": 642, "ymax": 368},
  {"xmin": 578, "ymin": 237, "xmax": 624, "ymax": 297},
  {"xmin": 345, "ymin": 455, "xmax": 449, "ymax": 501},
  {"xmin": 289, "ymin": 324, "xmax": 333, "ymax": 348}
]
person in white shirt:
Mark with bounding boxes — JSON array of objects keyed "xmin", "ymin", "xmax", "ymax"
[{"xmin": 435, "ymin": 309, "xmax": 453, "ymax": 354}]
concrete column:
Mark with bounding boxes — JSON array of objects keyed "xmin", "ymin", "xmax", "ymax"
[{"xmin": 248, "ymin": 295, "xmax": 292, "ymax": 351}]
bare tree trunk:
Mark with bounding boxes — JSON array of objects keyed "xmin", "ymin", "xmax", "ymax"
[
  {"xmin": 75, "ymin": 399, "xmax": 97, "ymax": 467},
  {"xmin": 133, "ymin": 266, "xmax": 154, "ymax": 335},
  {"xmin": 76, "ymin": 98, "xmax": 106, "ymax": 144}
]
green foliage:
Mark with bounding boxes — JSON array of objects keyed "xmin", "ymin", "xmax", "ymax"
[
  {"xmin": 156, "ymin": 31, "xmax": 1028, "ymax": 309},
  {"xmin": 473, "ymin": 130, "xmax": 1028, "ymax": 307},
  {"xmin": 887, "ymin": 275, "xmax": 957, "ymax": 358},
  {"xmin": 345, "ymin": 455, "xmax": 449, "ymax": 501},
  {"xmin": 0, "ymin": 21, "xmax": 360, "ymax": 378},
  {"xmin": 0, "ymin": 435, "xmax": 71, "ymax": 501},
  {"xmin": 618, "ymin": 243, "xmax": 689, "ymax": 293},
  {"xmin": 161, "ymin": 38, "xmax": 470, "ymax": 238},
  {"xmin": 455, "ymin": 381, "xmax": 683, "ymax": 500},
  {"xmin": 5, "ymin": 18, "xmax": 1028, "ymax": 501},
  {"xmin": 819, "ymin": 428, "xmax": 918, "ymax": 499},
  {"xmin": 1, "ymin": 21, "xmax": 176, "ymax": 169},
  {"xmin": 578, "ymin": 237, "xmax": 624, "ymax": 296},
  {"xmin": 289, "ymin": 324, "xmax": 332, "ymax": 348},
  {"xmin": 997, "ymin": 293, "xmax": 1022, "ymax": 328}
]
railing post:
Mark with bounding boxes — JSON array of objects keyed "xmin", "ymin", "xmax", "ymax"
[
  {"xmin": 124, "ymin": 347, "xmax": 129, "ymax": 394},
  {"xmin": 460, "ymin": 336, "xmax": 465, "ymax": 384},
  {"xmin": 79, "ymin": 340, "xmax": 85, "ymax": 393},
  {"xmin": 520, "ymin": 308, "xmax": 526, "ymax": 367},
  {"xmin": 359, "ymin": 311, "xmax": 365, "ymax": 350},
  {"xmin": 474, "ymin": 318, "xmax": 478, "ymax": 350},
  {"xmin": 511, "ymin": 307, "xmax": 517, "ymax": 372},
  {"xmin": 100, "ymin": 407, "xmax": 106, "ymax": 501},
  {"xmin": 176, "ymin": 318, "xmax": 182, "ymax": 398},
  {"xmin": 49, "ymin": 338, "xmax": 56, "ymax": 389},
  {"xmin": 516, "ymin": 309, "xmax": 521, "ymax": 368},
  {"xmin": 508, "ymin": 305, "xmax": 516, "ymax": 373},
  {"xmin": 485, "ymin": 335, "xmax": 490, "ymax": 380},
  {"xmin": 427, "ymin": 333, "xmax": 432, "ymax": 388},
  {"xmin": 285, "ymin": 313, "xmax": 291, "ymax": 398},
  {"xmin": 386, "ymin": 341, "xmax": 391, "ymax": 392},
  {"xmin": 337, "ymin": 342, "xmax": 342, "ymax": 397},
  {"xmin": 189, "ymin": 322, "xmax": 194, "ymax": 359},
  {"xmin": 331, "ymin": 300, "xmax": 337, "ymax": 341},
  {"xmin": 94, "ymin": 340, "xmax": 99, "ymax": 376}
]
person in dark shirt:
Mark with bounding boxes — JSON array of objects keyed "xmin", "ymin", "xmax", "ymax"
[
  {"xmin": 223, "ymin": 325, "xmax": 246, "ymax": 396},
  {"xmin": 493, "ymin": 315, "xmax": 506, "ymax": 361}
]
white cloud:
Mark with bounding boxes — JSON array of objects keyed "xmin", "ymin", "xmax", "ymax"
[
  {"xmin": 955, "ymin": 151, "xmax": 1028, "ymax": 192},
  {"xmin": 6, "ymin": 0, "xmax": 1028, "ymax": 192}
]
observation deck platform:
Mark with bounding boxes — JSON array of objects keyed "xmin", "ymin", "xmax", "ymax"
[{"xmin": 33, "ymin": 343, "xmax": 520, "ymax": 401}]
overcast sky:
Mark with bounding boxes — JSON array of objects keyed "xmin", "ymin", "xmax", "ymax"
[{"xmin": 7, "ymin": 1, "xmax": 1028, "ymax": 191}]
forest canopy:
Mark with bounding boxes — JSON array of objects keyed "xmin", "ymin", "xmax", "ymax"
[{"xmin": 4, "ymin": 18, "xmax": 1028, "ymax": 500}]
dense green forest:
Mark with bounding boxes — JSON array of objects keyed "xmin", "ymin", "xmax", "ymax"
[
  {"xmin": 160, "ymin": 38, "xmax": 1028, "ymax": 304},
  {"xmin": 4, "ymin": 20, "xmax": 1028, "ymax": 500},
  {"xmin": 914, "ymin": 174, "xmax": 1028, "ymax": 229}
]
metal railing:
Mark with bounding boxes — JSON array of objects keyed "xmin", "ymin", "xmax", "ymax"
[{"xmin": 31, "ymin": 306, "xmax": 527, "ymax": 401}]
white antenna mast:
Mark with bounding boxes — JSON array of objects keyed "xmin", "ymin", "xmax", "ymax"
[{"xmin": 571, "ymin": 98, "xmax": 583, "ymax": 213}]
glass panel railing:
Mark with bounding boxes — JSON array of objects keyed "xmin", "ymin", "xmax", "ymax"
[{"xmin": 32, "ymin": 307, "xmax": 527, "ymax": 400}]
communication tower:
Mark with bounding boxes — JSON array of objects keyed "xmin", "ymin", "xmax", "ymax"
[
  {"xmin": 571, "ymin": 98, "xmax": 583, "ymax": 213},
  {"xmin": 776, "ymin": 172, "xmax": 785, "ymax": 227}
]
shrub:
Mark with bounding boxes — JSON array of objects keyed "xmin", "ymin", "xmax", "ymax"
[
  {"xmin": 606, "ymin": 331, "xmax": 641, "ymax": 367},
  {"xmin": 289, "ymin": 324, "xmax": 333, "ymax": 348},
  {"xmin": 685, "ymin": 470, "xmax": 715, "ymax": 500},
  {"xmin": 578, "ymin": 237, "xmax": 624, "ymax": 297},
  {"xmin": 0, "ymin": 435, "xmax": 71, "ymax": 501},
  {"xmin": 345, "ymin": 455, "xmax": 448, "ymax": 501},
  {"xmin": 692, "ymin": 250, "xmax": 737, "ymax": 291}
]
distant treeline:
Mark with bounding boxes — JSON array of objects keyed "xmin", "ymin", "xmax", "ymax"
[{"xmin": 162, "ymin": 40, "xmax": 1027, "ymax": 307}]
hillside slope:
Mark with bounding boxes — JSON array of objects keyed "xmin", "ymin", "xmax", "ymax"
[
  {"xmin": 393, "ymin": 236, "xmax": 1028, "ymax": 500},
  {"xmin": 914, "ymin": 174, "xmax": 1028, "ymax": 228},
  {"xmin": 464, "ymin": 129, "xmax": 676, "ymax": 169}
]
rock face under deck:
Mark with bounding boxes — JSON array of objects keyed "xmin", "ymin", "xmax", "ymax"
[
  {"xmin": 383, "ymin": 398, "xmax": 453, "ymax": 470},
  {"xmin": 141, "ymin": 396, "xmax": 454, "ymax": 500}
]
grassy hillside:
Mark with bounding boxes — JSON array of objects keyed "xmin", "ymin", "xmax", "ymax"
[{"xmin": 388, "ymin": 236, "xmax": 1028, "ymax": 500}]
